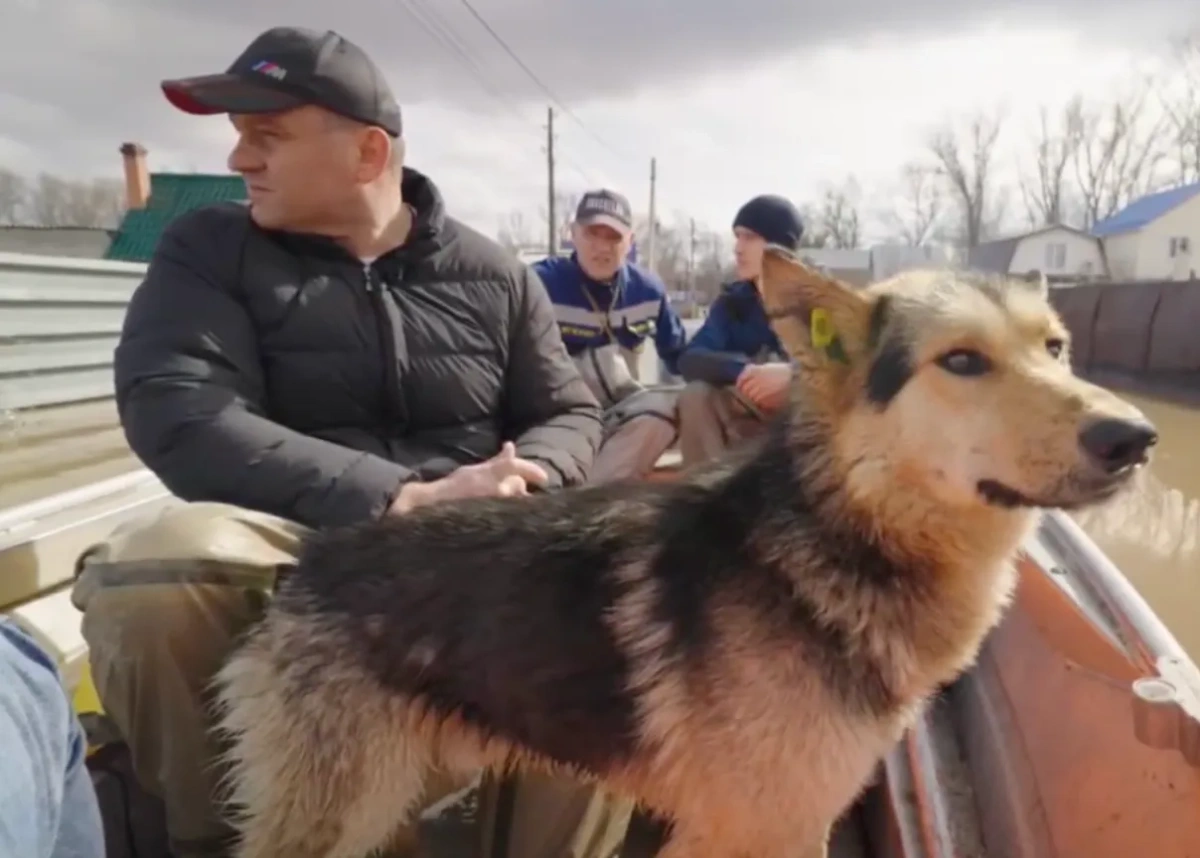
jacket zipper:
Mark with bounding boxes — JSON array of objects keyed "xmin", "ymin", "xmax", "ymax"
[{"xmin": 365, "ymin": 263, "xmax": 404, "ymax": 429}]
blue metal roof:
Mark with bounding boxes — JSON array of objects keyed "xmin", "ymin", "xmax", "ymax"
[{"xmin": 1091, "ymin": 182, "xmax": 1200, "ymax": 237}]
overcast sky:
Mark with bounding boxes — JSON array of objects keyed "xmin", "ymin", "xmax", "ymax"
[{"xmin": 0, "ymin": 0, "xmax": 1191, "ymax": 241}]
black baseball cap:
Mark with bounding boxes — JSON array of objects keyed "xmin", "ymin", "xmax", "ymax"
[
  {"xmin": 575, "ymin": 189, "xmax": 633, "ymax": 236},
  {"xmin": 161, "ymin": 27, "xmax": 402, "ymax": 137}
]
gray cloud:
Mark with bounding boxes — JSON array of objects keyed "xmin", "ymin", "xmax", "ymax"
[{"xmin": 0, "ymin": 0, "xmax": 1189, "ymax": 179}]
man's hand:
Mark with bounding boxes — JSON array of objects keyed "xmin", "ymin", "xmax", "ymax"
[
  {"xmin": 735, "ymin": 362, "xmax": 792, "ymax": 412},
  {"xmin": 388, "ymin": 442, "xmax": 549, "ymax": 515}
]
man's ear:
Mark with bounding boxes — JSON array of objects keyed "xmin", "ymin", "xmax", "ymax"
[
  {"xmin": 359, "ymin": 128, "xmax": 403, "ymax": 181},
  {"xmin": 758, "ymin": 245, "xmax": 872, "ymax": 366}
]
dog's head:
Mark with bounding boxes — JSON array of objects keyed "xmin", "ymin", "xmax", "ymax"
[{"xmin": 759, "ymin": 248, "xmax": 1156, "ymax": 513}]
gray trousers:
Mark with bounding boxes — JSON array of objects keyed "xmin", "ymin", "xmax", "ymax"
[{"xmin": 676, "ymin": 381, "xmax": 774, "ymax": 467}]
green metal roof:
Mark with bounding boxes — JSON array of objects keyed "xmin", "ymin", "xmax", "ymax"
[{"xmin": 105, "ymin": 173, "xmax": 247, "ymax": 262}]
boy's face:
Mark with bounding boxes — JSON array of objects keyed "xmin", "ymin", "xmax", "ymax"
[{"xmin": 733, "ymin": 226, "xmax": 766, "ymax": 281}]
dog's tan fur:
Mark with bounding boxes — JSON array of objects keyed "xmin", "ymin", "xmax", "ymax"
[{"xmin": 213, "ymin": 250, "xmax": 1152, "ymax": 858}]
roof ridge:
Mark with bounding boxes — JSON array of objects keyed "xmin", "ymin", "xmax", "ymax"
[{"xmin": 150, "ymin": 172, "xmax": 243, "ymax": 181}]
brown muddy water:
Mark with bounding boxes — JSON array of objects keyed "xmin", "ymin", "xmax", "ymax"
[{"xmin": 1070, "ymin": 391, "xmax": 1200, "ymax": 659}]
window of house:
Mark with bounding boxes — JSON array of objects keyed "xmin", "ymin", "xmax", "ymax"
[
  {"xmin": 1169, "ymin": 236, "xmax": 1192, "ymax": 257},
  {"xmin": 1044, "ymin": 242, "xmax": 1067, "ymax": 269}
]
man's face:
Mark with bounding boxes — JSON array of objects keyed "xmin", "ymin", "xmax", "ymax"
[
  {"xmin": 572, "ymin": 222, "xmax": 632, "ymax": 281},
  {"xmin": 227, "ymin": 106, "xmax": 370, "ymax": 232},
  {"xmin": 733, "ymin": 226, "xmax": 767, "ymax": 281}
]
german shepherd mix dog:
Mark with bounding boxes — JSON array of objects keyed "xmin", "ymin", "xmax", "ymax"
[{"xmin": 214, "ymin": 249, "xmax": 1157, "ymax": 858}]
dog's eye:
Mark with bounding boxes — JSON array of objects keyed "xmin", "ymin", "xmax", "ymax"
[
  {"xmin": 1046, "ymin": 338, "xmax": 1065, "ymax": 359},
  {"xmin": 935, "ymin": 348, "xmax": 992, "ymax": 377}
]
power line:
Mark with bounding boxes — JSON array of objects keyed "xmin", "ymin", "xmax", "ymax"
[
  {"xmin": 398, "ymin": 0, "xmax": 603, "ymax": 186},
  {"xmin": 452, "ymin": 0, "xmax": 636, "ymax": 164},
  {"xmin": 547, "ymin": 106, "xmax": 557, "ymax": 256}
]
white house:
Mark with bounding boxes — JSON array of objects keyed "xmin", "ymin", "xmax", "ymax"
[
  {"xmin": 967, "ymin": 224, "xmax": 1107, "ymax": 281},
  {"xmin": 800, "ymin": 248, "xmax": 873, "ymax": 286},
  {"xmin": 1092, "ymin": 182, "xmax": 1200, "ymax": 281},
  {"xmin": 870, "ymin": 243, "xmax": 956, "ymax": 281}
]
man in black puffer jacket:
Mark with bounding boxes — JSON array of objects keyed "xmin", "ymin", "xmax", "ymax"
[{"xmin": 71, "ymin": 26, "xmax": 629, "ymax": 858}]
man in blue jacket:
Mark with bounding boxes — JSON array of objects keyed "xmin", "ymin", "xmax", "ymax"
[
  {"xmin": 676, "ymin": 194, "xmax": 805, "ymax": 465},
  {"xmin": 534, "ymin": 189, "xmax": 689, "ymax": 481}
]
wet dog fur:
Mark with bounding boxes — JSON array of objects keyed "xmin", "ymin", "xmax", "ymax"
[{"xmin": 213, "ymin": 249, "xmax": 1157, "ymax": 858}]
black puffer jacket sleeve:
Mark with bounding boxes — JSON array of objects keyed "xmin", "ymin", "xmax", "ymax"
[
  {"xmin": 503, "ymin": 265, "xmax": 602, "ymax": 487},
  {"xmin": 115, "ymin": 210, "xmax": 415, "ymax": 528}
]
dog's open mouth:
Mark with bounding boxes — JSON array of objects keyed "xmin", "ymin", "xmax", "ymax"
[{"xmin": 977, "ymin": 468, "xmax": 1137, "ymax": 510}]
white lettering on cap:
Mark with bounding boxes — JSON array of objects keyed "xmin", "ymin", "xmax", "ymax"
[{"xmin": 584, "ymin": 196, "xmax": 627, "ymax": 219}]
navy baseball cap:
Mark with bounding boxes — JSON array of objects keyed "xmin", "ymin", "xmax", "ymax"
[
  {"xmin": 575, "ymin": 189, "xmax": 633, "ymax": 236},
  {"xmin": 161, "ymin": 27, "xmax": 402, "ymax": 137}
]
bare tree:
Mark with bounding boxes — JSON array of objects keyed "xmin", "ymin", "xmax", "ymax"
[
  {"xmin": 796, "ymin": 204, "xmax": 829, "ymax": 248},
  {"xmin": 928, "ymin": 111, "xmax": 1006, "ymax": 248},
  {"xmin": 1069, "ymin": 82, "xmax": 1169, "ymax": 228},
  {"xmin": 27, "ymin": 174, "xmax": 73, "ymax": 227},
  {"xmin": 1018, "ymin": 102, "xmax": 1082, "ymax": 228},
  {"xmin": 25, "ymin": 173, "xmax": 124, "ymax": 228},
  {"xmin": 77, "ymin": 178, "xmax": 125, "ymax": 228},
  {"xmin": 641, "ymin": 215, "xmax": 732, "ymax": 304},
  {"xmin": 689, "ymin": 228, "xmax": 734, "ymax": 303},
  {"xmin": 496, "ymin": 210, "xmax": 535, "ymax": 252},
  {"xmin": 1161, "ymin": 33, "xmax": 1200, "ymax": 184},
  {"xmin": 537, "ymin": 190, "xmax": 581, "ymax": 250},
  {"xmin": 817, "ymin": 177, "xmax": 863, "ymax": 249},
  {"xmin": 0, "ymin": 169, "xmax": 27, "ymax": 225},
  {"xmin": 880, "ymin": 162, "xmax": 944, "ymax": 246},
  {"xmin": 638, "ymin": 211, "xmax": 690, "ymax": 283}
]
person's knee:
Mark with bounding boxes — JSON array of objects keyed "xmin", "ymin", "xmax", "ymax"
[
  {"xmin": 79, "ymin": 578, "xmax": 263, "ymax": 721},
  {"xmin": 676, "ymin": 381, "xmax": 721, "ymax": 417},
  {"xmin": 86, "ymin": 501, "xmax": 300, "ymax": 569}
]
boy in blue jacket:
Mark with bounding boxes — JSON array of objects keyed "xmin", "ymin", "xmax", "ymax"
[
  {"xmin": 533, "ymin": 189, "xmax": 689, "ymax": 481},
  {"xmin": 676, "ymin": 194, "xmax": 805, "ymax": 465}
]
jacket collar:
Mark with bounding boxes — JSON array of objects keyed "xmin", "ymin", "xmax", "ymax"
[{"xmin": 262, "ymin": 166, "xmax": 448, "ymax": 268}]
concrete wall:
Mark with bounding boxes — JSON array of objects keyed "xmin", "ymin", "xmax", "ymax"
[{"xmin": 0, "ymin": 227, "xmax": 113, "ymax": 258}]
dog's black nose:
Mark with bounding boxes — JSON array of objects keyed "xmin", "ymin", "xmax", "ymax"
[{"xmin": 1078, "ymin": 418, "xmax": 1158, "ymax": 472}]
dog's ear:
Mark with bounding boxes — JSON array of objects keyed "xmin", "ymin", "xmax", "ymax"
[{"xmin": 759, "ymin": 245, "xmax": 873, "ymax": 368}]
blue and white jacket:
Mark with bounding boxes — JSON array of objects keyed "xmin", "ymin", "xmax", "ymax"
[
  {"xmin": 677, "ymin": 280, "xmax": 788, "ymax": 386},
  {"xmin": 532, "ymin": 254, "xmax": 688, "ymax": 376}
]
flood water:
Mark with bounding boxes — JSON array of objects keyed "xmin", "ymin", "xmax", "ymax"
[{"xmin": 1070, "ymin": 391, "xmax": 1200, "ymax": 659}]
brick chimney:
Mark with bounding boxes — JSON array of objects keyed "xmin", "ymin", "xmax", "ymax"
[{"xmin": 120, "ymin": 142, "xmax": 151, "ymax": 209}]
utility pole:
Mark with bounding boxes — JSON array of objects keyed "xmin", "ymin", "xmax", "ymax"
[
  {"xmin": 546, "ymin": 106, "xmax": 557, "ymax": 256},
  {"xmin": 646, "ymin": 157, "xmax": 657, "ymax": 273},
  {"xmin": 687, "ymin": 217, "xmax": 697, "ymax": 301}
]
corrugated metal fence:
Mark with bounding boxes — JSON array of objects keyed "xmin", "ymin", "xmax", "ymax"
[
  {"xmin": 0, "ymin": 252, "xmax": 146, "ymax": 412},
  {"xmin": 1050, "ymin": 280, "xmax": 1200, "ymax": 379}
]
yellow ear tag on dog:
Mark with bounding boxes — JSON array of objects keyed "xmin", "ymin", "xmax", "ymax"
[
  {"xmin": 810, "ymin": 308, "xmax": 850, "ymax": 364},
  {"xmin": 810, "ymin": 309, "xmax": 835, "ymax": 349}
]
